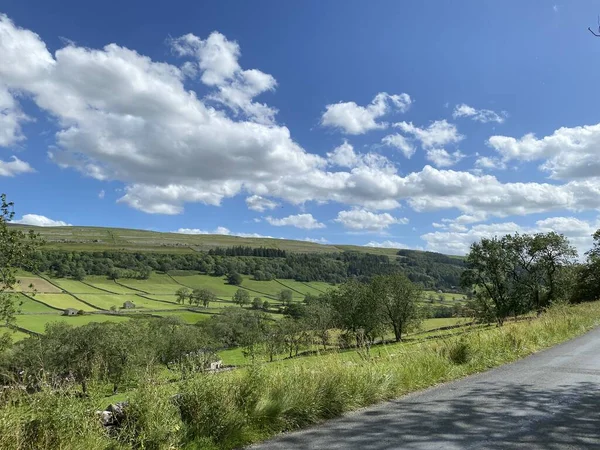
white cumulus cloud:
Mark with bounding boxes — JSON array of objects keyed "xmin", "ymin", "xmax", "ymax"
[
  {"xmin": 13, "ymin": 214, "xmax": 71, "ymax": 227},
  {"xmin": 334, "ymin": 209, "xmax": 408, "ymax": 232},
  {"xmin": 265, "ymin": 213, "xmax": 325, "ymax": 229},
  {"xmin": 453, "ymin": 103, "xmax": 507, "ymax": 124},
  {"xmin": 245, "ymin": 195, "xmax": 279, "ymax": 212},
  {"xmin": 426, "ymin": 149, "xmax": 465, "ymax": 168},
  {"xmin": 381, "ymin": 133, "xmax": 415, "ymax": 159},
  {"xmin": 321, "ymin": 92, "xmax": 411, "ymax": 135},
  {"xmin": 0, "ymin": 156, "xmax": 34, "ymax": 176}
]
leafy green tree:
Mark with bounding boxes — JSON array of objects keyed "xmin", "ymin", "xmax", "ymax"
[
  {"xmin": 176, "ymin": 287, "xmax": 191, "ymax": 305},
  {"xmin": 0, "ymin": 194, "xmax": 42, "ymax": 351},
  {"xmin": 232, "ymin": 288, "xmax": 250, "ymax": 307},
  {"xmin": 326, "ymin": 279, "xmax": 384, "ymax": 346},
  {"xmin": 462, "ymin": 232, "xmax": 576, "ymax": 325},
  {"xmin": 262, "ymin": 300, "xmax": 270, "ymax": 311},
  {"xmin": 73, "ymin": 267, "xmax": 86, "ymax": 281},
  {"xmin": 371, "ymin": 273, "xmax": 422, "ymax": 342},
  {"xmin": 192, "ymin": 288, "xmax": 215, "ymax": 308},
  {"xmin": 574, "ymin": 230, "xmax": 600, "ymax": 302},
  {"xmin": 278, "ymin": 289, "xmax": 293, "ymax": 306},
  {"xmin": 304, "ymin": 300, "xmax": 335, "ymax": 349},
  {"xmin": 227, "ymin": 271, "xmax": 243, "ymax": 285},
  {"xmin": 252, "ymin": 297, "xmax": 262, "ymax": 309}
]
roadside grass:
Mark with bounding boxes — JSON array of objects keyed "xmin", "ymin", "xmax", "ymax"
[
  {"xmin": 175, "ymin": 301, "xmax": 600, "ymax": 449},
  {"xmin": 2, "ymin": 302, "xmax": 600, "ymax": 450},
  {"xmin": 14, "ymin": 314, "xmax": 130, "ymax": 334}
]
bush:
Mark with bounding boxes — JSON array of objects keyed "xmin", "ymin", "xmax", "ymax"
[
  {"xmin": 115, "ymin": 380, "xmax": 183, "ymax": 450},
  {"xmin": 440, "ymin": 338, "xmax": 472, "ymax": 365},
  {"xmin": 0, "ymin": 388, "xmax": 109, "ymax": 450}
]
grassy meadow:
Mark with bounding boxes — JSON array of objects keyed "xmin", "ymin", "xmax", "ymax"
[
  {"xmin": 1, "ymin": 301, "xmax": 597, "ymax": 450},
  {"xmin": 9, "ymin": 272, "xmax": 340, "ymax": 338}
]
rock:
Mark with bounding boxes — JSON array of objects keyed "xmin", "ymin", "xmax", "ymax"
[{"xmin": 97, "ymin": 401, "xmax": 129, "ymax": 431}]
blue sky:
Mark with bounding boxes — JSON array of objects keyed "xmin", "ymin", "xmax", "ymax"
[{"xmin": 2, "ymin": 0, "xmax": 600, "ymax": 254}]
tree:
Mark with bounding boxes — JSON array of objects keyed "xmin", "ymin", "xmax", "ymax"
[
  {"xmin": 192, "ymin": 288, "xmax": 215, "ymax": 308},
  {"xmin": 227, "ymin": 272, "xmax": 243, "ymax": 285},
  {"xmin": 232, "ymin": 288, "xmax": 250, "ymax": 307},
  {"xmin": 278, "ymin": 289, "xmax": 293, "ymax": 307},
  {"xmin": 574, "ymin": 229, "xmax": 600, "ymax": 302},
  {"xmin": 462, "ymin": 232, "xmax": 576, "ymax": 325},
  {"xmin": 252, "ymin": 297, "xmax": 262, "ymax": 309},
  {"xmin": 176, "ymin": 287, "xmax": 191, "ymax": 305},
  {"xmin": 326, "ymin": 279, "xmax": 384, "ymax": 347},
  {"xmin": 371, "ymin": 273, "xmax": 422, "ymax": 342},
  {"xmin": 262, "ymin": 300, "xmax": 270, "ymax": 311},
  {"xmin": 73, "ymin": 267, "xmax": 86, "ymax": 281},
  {"xmin": 304, "ymin": 301, "xmax": 335, "ymax": 350},
  {"xmin": 0, "ymin": 194, "xmax": 42, "ymax": 351}
]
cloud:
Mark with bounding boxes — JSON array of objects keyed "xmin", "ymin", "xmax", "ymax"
[
  {"xmin": 303, "ymin": 237, "xmax": 329, "ymax": 244},
  {"xmin": 0, "ymin": 15, "xmax": 322, "ymax": 215},
  {"xmin": 13, "ymin": 214, "xmax": 71, "ymax": 226},
  {"xmin": 265, "ymin": 213, "xmax": 325, "ymax": 229},
  {"xmin": 364, "ymin": 240, "xmax": 413, "ymax": 250},
  {"xmin": 381, "ymin": 133, "xmax": 415, "ymax": 158},
  {"xmin": 98, "ymin": 189, "xmax": 105, "ymax": 199},
  {"xmin": 426, "ymin": 149, "xmax": 465, "ymax": 168},
  {"xmin": 0, "ymin": 156, "xmax": 34, "ymax": 176},
  {"xmin": 321, "ymin": 92, "xmax": 411, "ymax": 135},
  {"xmin": 334, "ymin": 209, "xmax": 408, "ymax": 231},
  {"xmin": 174, "ymin": 226, "xmax": 273, "ymax": 238},
  {"xmin": 452, "ymin": 104, "xmax": 507, "ymax": 124},
  {"xmin": 421, "ymin": 216, "xmax": 600, "ymax": 256},
  {"xmin": 394, "ymin": 120, "xmax": 463, "ymax": 149},
  {"xmin": 326, "ymin": 140, "xmax": 395, "ymax": 172},
  {"xmin": 170, "ymin": 32, "xmax": 278, "ymax": 124},
  {"xmin": 488, "ymin": 123, "xmax": 600, "ymax": 180},
  {"xmin": 327, "ymin": 140, "xmax": 358, "ymax": 167},
  {"xmin": 0, "ymin": 86, "xmax": 30, "ymax": 147},
  {"xmin": 474, "ymin": 155, "xmax": 506, "ymax": 171},
  {"xmin": 4, "ymin": 14, "xmax": 600, "ymax": 225},
  {"xmin": 245, "ymin": 195, "xmax": 279, "ymax": 212}
]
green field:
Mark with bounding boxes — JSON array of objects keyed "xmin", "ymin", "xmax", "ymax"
[
  {"xmin": 83, "ymin": 276, "xmax": 141, "ymax": 294},
  {"xmin": 172, "ymin": 274, "xmax": 243, "ymax": 297},
  {"xmin": 1, "ymin": 327, "xmax": 32, "ymax": 342},
  {"xmin": 15, "ymin": 314, "xmax": 130, "ymax": 334},
  {"xmin": 75, "ymin": 293, "xmax": 181, "ymax": 310},
  {"xmin": 116, "ymin": 274, "xmax": 181, "ymax": 294},
  {"xmin": 16, "ymin": 294, "xmax": 61, "ymax": 313},
  {"xmin": 51, "ymin": 278, "xmax": 108, "ymax": 294},
  {"xmin": 34, "ymin": 294, "xmax": 98, "ymax": 312},
  {"xmin": 152, "ymin": 310, "xmax": 213, "ymax": 323}
]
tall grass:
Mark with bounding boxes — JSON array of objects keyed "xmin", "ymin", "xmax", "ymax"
[{"xmin": 1, "ymin": 301, "xmax": 600, "ymax": 449}]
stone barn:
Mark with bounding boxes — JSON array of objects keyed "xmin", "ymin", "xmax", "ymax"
[
  {"xmin": 122, "ymin": 300, "xmax": 136, "ymax": 309},
  {"xmin": 63, "ymin": 308, "xmax": 79, "ymax": 316}
]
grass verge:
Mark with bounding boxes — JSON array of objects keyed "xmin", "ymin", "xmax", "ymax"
[{"xmin": 2, "ymin": 301, "xmax": 600, "ymax": 449}]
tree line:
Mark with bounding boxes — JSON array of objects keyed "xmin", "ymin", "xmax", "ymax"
[{"xmin": 23, "ymin": 246, "xmax": 466, "ymax": 289}]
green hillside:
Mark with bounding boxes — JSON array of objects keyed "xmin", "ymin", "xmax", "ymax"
[{"xmin": 10, "ymin": 224, "xmax": 399, "ymax": 255}]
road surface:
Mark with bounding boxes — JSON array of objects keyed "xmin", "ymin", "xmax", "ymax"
[{"xmin": 251, "ymin": 327, "xmax": 600, "ymax": 449}]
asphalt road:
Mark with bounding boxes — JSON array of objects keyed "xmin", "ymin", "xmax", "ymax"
[{"xmin": 251, "ymin": 327, "xmax": 600, "ymax": 450}]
